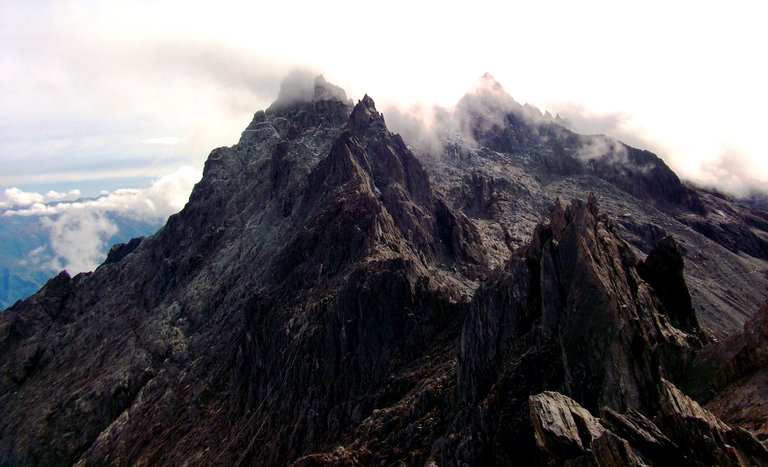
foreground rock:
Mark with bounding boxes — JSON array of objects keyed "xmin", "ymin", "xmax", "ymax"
[
  {"xmin": 530, "ymin": 382, "xmax": 768, "ymax": 466},
  {"xmin": 529, "ymin": 391, "xmax": 605, "ymax": 459},
  {"xmin": 683, "ymin": 303, "xmax": 768, "ymax": 442}
]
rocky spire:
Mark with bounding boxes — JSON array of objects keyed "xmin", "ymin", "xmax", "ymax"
[{"xmin": 348, "ymin": 94, "xmax": 387, "ymax": 137}]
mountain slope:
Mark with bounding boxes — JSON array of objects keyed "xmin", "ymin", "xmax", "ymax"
[
  {"xmin": 1, "ymin": 75, "xmax": 767, "ymax": 465},
  {"xmin": 418, "ymin": 75, "xmax": 768, "ymax": 337}
]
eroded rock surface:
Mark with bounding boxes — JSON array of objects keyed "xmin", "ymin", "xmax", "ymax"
[{"xmin": 530, "ymin": 384, "xmax": 768, "ymax": 466}]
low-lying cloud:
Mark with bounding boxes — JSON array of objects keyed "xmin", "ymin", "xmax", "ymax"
[
  {"xmin": 697, "ymin": 151, "xmax": 768, "ymax": 197},
  {"xmin": 39, "ymin": 211, "xmax": 119, "ymax": 274},
  {"xmin": 2, "ymin": 166, "xmax": 201, "ymax": 274},
  {"xmin": 574, "ymin": 136, "xmax": 630, "ymax": 164},
  {"xmin": 383, "ymin": 75, "xmax": 766, "ymax": 197},
  {"xmin": 269, "ymin": 70, "xmax": 350, "ymax": 110},
  {"xmin": 385, "ymin": 74, "xmax": 610, "ymax": 166},
  {"xmin": 383, "ymin": 74, "xmax": 539, "ymax": 156},
  {"xmin": 0, "ymin": 187, "xmax": 82, "ymax": 209}
]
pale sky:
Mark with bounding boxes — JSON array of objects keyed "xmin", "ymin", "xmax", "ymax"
[{"xmin": 2, "ymin": 0, "xmax": 767, "ymax": 196}]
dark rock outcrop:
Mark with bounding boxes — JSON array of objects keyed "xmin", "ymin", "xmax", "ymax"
[
  {"xmin": 0, "ymin": 80, "xmax": 484, "ymax": 466},
  {"xmin": 529, "ymin": 383, "xmax": 768, "ymax": 466},
  {"xmin": 636, "ymin": 235, "xmax": 703, "ymax": 336},
  {"xmin": 529, "ymin": 391, "xmax": 606, "ymax": 459},
  {"xmin": 459, "ymin": 197, "xmax": 705, "ymax": 414},
  {"xmin": 682, "ymin": 303, "xmax": 768, "ymax": 441},
  {"xmin": 103, "ymin": 237, "xmax": 143, "ymax": 266},
  {"xmin": 437, "ymin": 195, "xmax": 740, "ymax": 465}
]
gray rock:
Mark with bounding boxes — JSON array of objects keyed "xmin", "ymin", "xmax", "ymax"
[{"xmin": 529, "ymin": 391, "xmax": 604, "ymax": 459}]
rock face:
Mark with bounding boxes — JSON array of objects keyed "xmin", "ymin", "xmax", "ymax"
[
  {"xmin": 441, "ymin": 196, "xmax": 721, "ymax": 465},
  {"xmin": 529, "ymin": 383, "xmax": 768, "ymax": 466},
  {"xmin": 1, "ymin": 75, "xmax": 767, "ymax": 466},
  {"xmin": 529, "ymin": 391, "xmax": 605, "ymax": 459},
  {"xmin": 683, "ymin": 303, "xmax": 768, "ymax": 442},
  {"xmin": 459, "ymin": 197, "xmax": 707, "ymax": 410},
  {"xmin": 420, "ymin": 76, "xmax": 768, "ymax": 339}
]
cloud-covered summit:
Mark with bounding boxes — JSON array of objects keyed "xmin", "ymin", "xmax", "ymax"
[
  {"xmin": 269, "ymin": 70, "xmax": 351, "ymax": 110},
  {"xmin": 382, "ymin": 73, "xmax": 560, "ymax": 156}
]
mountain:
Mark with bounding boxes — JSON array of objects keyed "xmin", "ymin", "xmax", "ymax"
[
  {"xmin": 1, "ymin": 75, "xmax": 767, "ymax": 465},
  {"xmin": 0, "ymin": 215, "xmax": 52, "ymax": 310},
  {"xmin": 742, "ymin": 192, "xmax": 768, "ymax": 213},
  {"xmin": 0, "ymin": 211, "xmax": 162, "ymax": 310}
]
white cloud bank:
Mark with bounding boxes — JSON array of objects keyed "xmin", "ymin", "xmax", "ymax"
[
  {"xmin": 2, "ymin": 166, "xmax": 201, "ymax": 274},
  {"xmin": 142, "ymin": 137, "xmax": 183, "ymax": 145},
  {"xmin": 0, "ymin": 187, "xmax": 83, "ymax": 209},
  {"xmin": 2, "ymin": 1, "xmax": 766, "ymax": 197},
  {"xmin": 39, "ymin": 211, "xmax": 119, "ymax": 274}
]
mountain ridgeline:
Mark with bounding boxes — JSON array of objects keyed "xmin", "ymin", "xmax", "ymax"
[{"xmin": 1, "ymin": 75, "xmax": 767, "ymax": 466}]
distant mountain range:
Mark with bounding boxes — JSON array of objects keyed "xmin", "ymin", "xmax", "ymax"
[
  {"xmin": 743, "ymin": 192, "xmax": 768, "ymax": 212},
  {"xmin": 1, "ymin": 74, "xmax": 767, "ymax": 465},
  {"xmin": 0, "ymin": 209, "xmax": 161, "ymax": 309}
]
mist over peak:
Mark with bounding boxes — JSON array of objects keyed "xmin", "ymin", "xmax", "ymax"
[
  {"xmin": 458, "ymin": 73, "xmax": 519, "ymax": 113},
  {"xmin": 269, "ymin": 70, "xmax": 351, "ymax": 110},
  {"xmin": 381, "ymin": 73, "xmax": 560, "ymax": 157}
]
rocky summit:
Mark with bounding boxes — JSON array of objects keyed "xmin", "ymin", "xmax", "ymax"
[{"xmin": 1, "ymin": 74, "xmax": 767, "ymax": 466}]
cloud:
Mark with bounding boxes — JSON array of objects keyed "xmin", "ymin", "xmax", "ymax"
[
  {"xmin": 383, "ymin": 76, "xmax": 766, "ymax": 197},
  {"xmin": 697, "ymin": 151, "xmax": 768, "ymax": 197},
  {"xmin": 269, "ymin": 70, "xmax": 350, "ymax": 110},
  {"xmin": 46, "ymin": 189, "xmax": 81, "ymax": 201},
  {"xmin": 574, "ymin": 136, "xmax": 629, "ymax": 164},
  {"xmin": 3, "ymin": 166, "xmax": 201, "ymax": 274},
  {"xmin": 1, "ymin": 4, "xmax": 291, "ymax": 186},
  {"xmin": 383, "ymin": 74, "xmax": 555, "ymax": 156},
  {"xmin": 15, "ymin": 245, "xmax": 59, "ymax": 276},
  {"xmin": 3, "ymin": 187, "xmax": 44, "ymax": 207},
  {"xmin": 40, "ymin": 211, "xmax": 119, "ymax": 273},
  {"xmin": 1, "ymin": 187, "xmax": 82, "ymax": 208},
  {"xmin": 5, "ymin": 166, "xmax": 200, "ymax": 220},
  {"xmin": 142, "ymin": 137, "xmax": 183, "ymax": 145},
  {"xmin": 550, "ymin": 104, "xmax": 666, "ymax": 157},
  {"xmin": 383, "ymin": 104, "xmax": 449, "ymax": 156},
  {"xmin": 549, "ymin": 104, "xmax": 768, "ymax": 196}
]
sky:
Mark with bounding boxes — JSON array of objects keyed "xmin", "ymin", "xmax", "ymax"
[{"xmin": 1, "ymin": 1, "xmax": 767, "ymax": 273}]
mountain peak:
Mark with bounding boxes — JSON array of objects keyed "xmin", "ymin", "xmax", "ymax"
[
  {"xmin": 478, "ymin": 72, "xmax": 505, "ymax": 93},
  {"xmin": 455, "ymin": 72, "xmax": 522, "ymax": 128},
  {"xmin": 270, "ymin": 70, "xmax": 350, "ymax": 110},
  {"xmin": 468, "ymin": 72, "xmax": 515, "ymax": 102},
  {"xmin": 349, "ymin": 94, "xmax": 387, "ymax": 136},
  {"xmin": 312, "ymin": 74, "xmax": 348, "ymax": 102}
]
